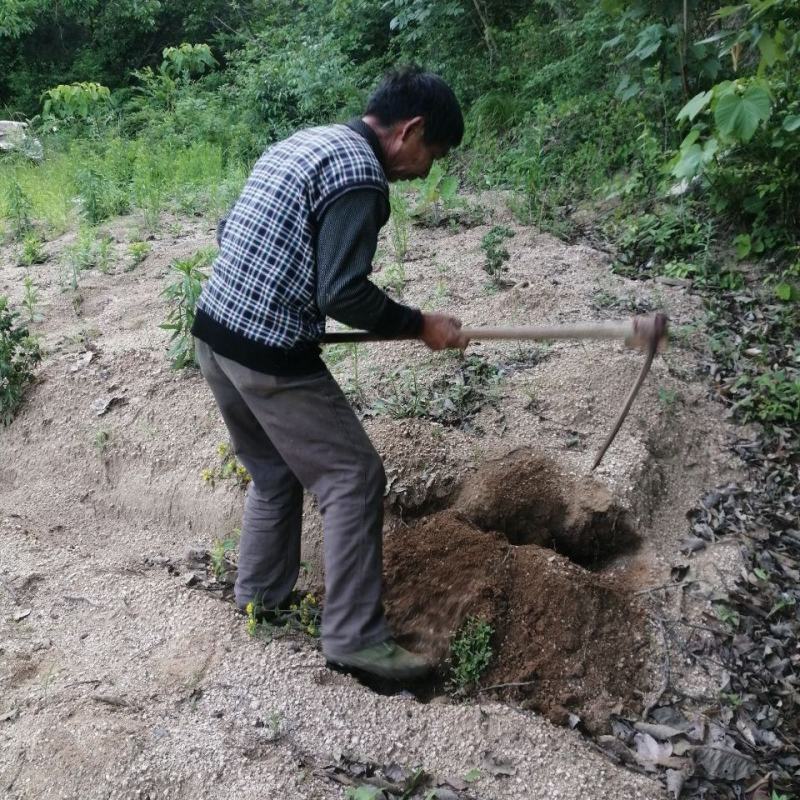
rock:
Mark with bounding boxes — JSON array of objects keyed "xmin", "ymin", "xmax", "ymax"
[{"xmin": 0, "ymin": 121, "xmax": 43, "ymax": 161}]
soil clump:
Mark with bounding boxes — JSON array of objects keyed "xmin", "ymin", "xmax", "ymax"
[{"xmin": 383, "ymin": 450, "xmax": 648, "ymax": 732}]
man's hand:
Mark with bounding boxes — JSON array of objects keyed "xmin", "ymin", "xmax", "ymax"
[{"xmin": 419, "ymin": 312, "xmax": 469, "ymax": 351}]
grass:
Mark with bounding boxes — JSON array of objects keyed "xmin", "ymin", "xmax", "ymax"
[
  {"xmin": 372, "ymin": 355, "xmax": 503, "ymax": 428},
  {"xmin": 0, "ymin": 136, "xmax": 248, "ymax": 241}
]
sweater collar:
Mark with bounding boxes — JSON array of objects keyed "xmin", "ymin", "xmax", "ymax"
[{"xmin": 346, "ymin": 117, "xmax": 387, "ymax": 172}]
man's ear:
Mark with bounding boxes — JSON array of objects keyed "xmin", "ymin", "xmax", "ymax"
[{"xmin": 399, "ymin": 115, "xmax": 425, "ymax": 142}]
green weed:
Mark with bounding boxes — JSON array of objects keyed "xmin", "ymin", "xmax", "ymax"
[
  {"xmin": 209, "ymin": 530, "xmax": 240, "ymax": 581},
  {"xmin": 127, "ymin": 241, "xmax": 150, "ymax": 269},
  {"xmin": 373, "ymin": 356, "xmax": 502, "ymax": 428},
  {"xmin": 0, "ymin": 296, "xmax": 42, "ymax": 425},
  {"xmin": 4, "ymin": 179, "xmax": 32, "ymax": 239},
  {"xmin": 201, "ymin": 442, "xmax": 251, "ymax": 490},
  {"xmin": 160, "ymin": 248, "xmax": 213, "ymax": 369},
  {"xmin": 448, "ymin": 616, "xmax": 493, "ymax": 692},
  {"xmin": 21, "ymin": 274, "xmax": 40, "ymax": 322},
  {"xmin": 18, "ymin": 233, "xmax": 47, "ymax": 266},
  {"xmin": 481, "ymin": 225, "xmax": 515, "ymax": 280}
]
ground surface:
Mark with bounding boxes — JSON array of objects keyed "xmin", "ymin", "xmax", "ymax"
[{"xmin": 1, "ymin": 194, "xmax": 743, "ymax": 799}]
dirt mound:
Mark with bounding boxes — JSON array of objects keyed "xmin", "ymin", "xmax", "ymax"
[
  {"xmin": 455, "ymin": 449, "xmax": 639, "ymax": 564},
  {"xmin": 383, "ymin": 451, "xmax": 649, "ymax": 732}
]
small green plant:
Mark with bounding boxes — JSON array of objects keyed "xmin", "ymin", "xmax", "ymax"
[
  {"xmin": 481, "ymin": 225, "xmax": 515, "ymax": 279},
  {"xmin": 657, "ymin": 387, "xmax": 680, "ymax": 408},
  {"xmin": 127, "ymin": 241, "xmax": 150, "ymax": 269},
  {"xmin": 0, "ymin": 296, "xmax": 42, "ymax": 425},
  {"xmin": 202, "ymin": 442, "xmax": 251, "ymax": 489},
  {"xmin": 63, "ymin": 227, "xmax": 115, "ymax": 283},
  {"xmin": 245, "ymin": 592, "xmax": 320, "ymax": 638},
  {"xmin": 245, "ymin": 601, "xmax": 259, "ymax": 636},
  {"xmin": 377, "ymin": 261, "xmax": 406, "ymax": 296},
  {"xmin": 209, "ymin": 530, "xmax": 240, "ymax": 581},
  {"xmin": 21, "ymin": 274, "xmax": 41, "ymax": 323},
  {"xmin": 5, "ymin": 180, "xmax": 32, "ymax": 240},
  {"xmin": 373, "ymin": 356, "xmax": 502, "ymax": 428},
  {"xmin": 733, "ymin": 370, "xmax": 800, "ymax": 426},
  {"xmin": 160, "ymin": 249, "xmax": 213, "ymax": 368},
  {"xmin": 19, "ymin": 233, "xmax": 47, "ymax": 266},
  {"xmin": 411, "ymin": 162, "xmax": 460, "ymax": 225},
  {"xmin": 448, "ymin": 616, "xmax": 493, "ymax": 692},
  {"xmin": 713, "ymin": 602, "xmax": 740, "ymax": 629}
]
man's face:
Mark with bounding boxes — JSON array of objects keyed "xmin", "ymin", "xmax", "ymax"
[{"xmin": 384, "ymin": 117, "xmax": 449, "ymax": 181}]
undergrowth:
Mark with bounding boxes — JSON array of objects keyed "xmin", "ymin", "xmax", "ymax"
[{"xmin": 0, "ymin": 296, "xmax": 41, "ymax": 425}]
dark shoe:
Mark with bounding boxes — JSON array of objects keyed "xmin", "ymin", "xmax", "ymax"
[{"xmin": 324, "ymin": 639, "xmax": 431, "ymax": 681}]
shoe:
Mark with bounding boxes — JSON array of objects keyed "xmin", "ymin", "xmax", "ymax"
[{"xmin": 324, "ymin": 639, "xmax": 431, "ymax": 681}]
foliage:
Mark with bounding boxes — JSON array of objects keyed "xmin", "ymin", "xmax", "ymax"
[
  {"xmin": 21, "ymin": 274, "xmax": 40, "ymax": 322},
  {"xmin": 410, "ymin": 163, "xmax": 460, "ymax": 225},
  {"xmin": 448, "ymin": 615, "xmax": 493, "ymax": 692},
  {"xmin": 201, "ymin": 442, "xmax": 251, "ymax": 490},
  {"xmin": 209, "ymin": 530, "xmax": 239, "ymax": 581},
  {"xmin": 64, "ymin": 227, "xmax": 115, "ymax": 279},
  {"xmin": 373, "ymin": 355, "xmax": 502, "ymax": 428},
  {"xmin": 4, "ymin": 179, "xmax": 32, "ymax": 240},
  {"xmin": 246, "ymin": 592, "xmax": 321, "ymax": 638},
  {"xmin": 19, "ymin": 233, "xmax": 46, "ymax": 266},
  {"xmin": 41, "ymin": 82, "xmax": 111, "ymax": 121},
  {"xmin": 127, "ymin": 241, "xmax": 150, "ymax": 268},
  {"xmin": 160, "ymin": 43, "xmax": 217, "ymax": 81},
  {"xmin": 159, "ymin": 248, "xmax": 213, "ymax": 369},
  {"xmin": 481, "ymin": 225, "xmax": 515, "ymax": 278},
  {"xmin": 0, "ymin": 295, "xmax": 41, "ymax": 425}
]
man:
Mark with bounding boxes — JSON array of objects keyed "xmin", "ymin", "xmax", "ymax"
[{"xmin": 192, "ymin": 66, "xmax": 467, "ymax": 680}]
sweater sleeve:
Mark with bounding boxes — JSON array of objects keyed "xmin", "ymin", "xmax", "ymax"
[{"xmin": 316, "ymin": 188, "xmax": 423, "ymax": 336}]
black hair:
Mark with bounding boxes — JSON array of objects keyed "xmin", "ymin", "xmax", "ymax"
[{"xmin": 365, "ymin": 66, "xmax": 464, "ymax": 149}]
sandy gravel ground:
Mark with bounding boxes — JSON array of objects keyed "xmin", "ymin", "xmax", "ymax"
[{"xmin": 0, "ymin": 194, "xmax": 742, "ymax": 798}]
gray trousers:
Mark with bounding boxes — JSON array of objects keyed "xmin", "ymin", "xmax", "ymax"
[{"xmin": 195, "ymin": 339, "xmax": 390, "ymax": 655}]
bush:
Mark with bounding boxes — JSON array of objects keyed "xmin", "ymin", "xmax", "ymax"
[{"xmin": 0, "ymin": 296, "xmax": 41, "ymax": 425}]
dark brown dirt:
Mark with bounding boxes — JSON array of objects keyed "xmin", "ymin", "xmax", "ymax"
[
  {"xmin": 455, "ymin": 448, "xmax": 640, "ymax": 564},
  {"xmin": 383, "ymin": 450, "xmax": 649, "ymax": 733}
]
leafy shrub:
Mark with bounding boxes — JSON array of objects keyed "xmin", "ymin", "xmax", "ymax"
[
  {"xmin": 41, "ymin": 82, "xmax": 111, "ymax": 120},
  {"xmin": 0, "ymin": 296, "xmax": 41, "ymax": 425},
  {"xmin": 160, "ymin": 249, "xmax": 214, "ymax": 368},
  {"xmin": 449, "ymin": 616, "xmax": 493, "ymax": 692},
  {"xmin": 481, "ymin": 225, "xmax": 515, "ymax": 278}
]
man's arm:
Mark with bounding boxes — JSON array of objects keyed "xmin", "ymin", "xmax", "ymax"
[
  {"xmin": 316, "ymin": 188, "xmax": 422, "ymax": 335},
  {"xmin": 316, "ymin": 188, "xmax": 468, "ymax": 350}
]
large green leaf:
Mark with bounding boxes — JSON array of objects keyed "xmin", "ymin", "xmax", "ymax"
[
  {"xmin": 714, "ymin": 87, "xmax": 772, "ymax": 142},
  {"xmin": 677, "ymin": 90, "xmax": 713, "ymax": 122}
]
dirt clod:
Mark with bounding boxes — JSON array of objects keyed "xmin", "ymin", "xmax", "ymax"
[{"xmin": 384, "ymin": 450, "xmax": 648, "ymax": 732}]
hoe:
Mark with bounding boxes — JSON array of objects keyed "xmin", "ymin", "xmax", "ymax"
[{"xmin": 322, "ymin": 313, "xmax": 669, "ymax": 469}]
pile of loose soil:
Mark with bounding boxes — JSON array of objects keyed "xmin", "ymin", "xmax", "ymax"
[{"xmin": 383, "ymin": 450, "xmax": 649, "ymax": 732}]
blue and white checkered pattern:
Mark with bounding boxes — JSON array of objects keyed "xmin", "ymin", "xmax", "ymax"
[{"xmin": 197, "ymin": 124, "xmax": 389, "ymax": 348}]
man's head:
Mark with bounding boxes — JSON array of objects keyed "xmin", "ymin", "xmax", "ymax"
[{"xmin": 363, "ymin": 66, "xmax": 463, "ymax": 182}]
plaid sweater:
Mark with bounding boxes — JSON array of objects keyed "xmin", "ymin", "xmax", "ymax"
[{"xmin": 193, "ymin": 122, "xmax": 397, "ymax": 374}]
